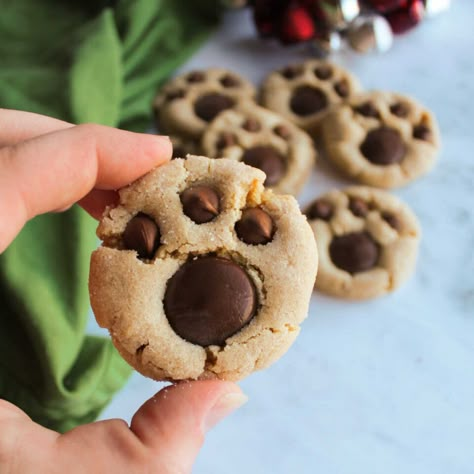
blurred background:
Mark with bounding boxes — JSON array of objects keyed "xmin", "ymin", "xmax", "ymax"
[{"xmin": 91, "ymin": 2, "xmax": 474, "ymax": 473}]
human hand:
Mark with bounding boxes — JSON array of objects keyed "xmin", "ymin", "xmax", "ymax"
[{"xmin": 0, "ymin": 109, "xmax": 247, "ymax": 473}]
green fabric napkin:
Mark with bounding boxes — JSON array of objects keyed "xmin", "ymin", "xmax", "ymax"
[{"xmin": 0, "ymin": 0, "xmax": 222, "ymax": 432}]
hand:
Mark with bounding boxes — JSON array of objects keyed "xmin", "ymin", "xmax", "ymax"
[{"xmin": 0, "ymin": 109, "xmax": 247, "ymax": 473}]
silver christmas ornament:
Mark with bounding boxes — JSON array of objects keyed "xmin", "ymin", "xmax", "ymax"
[
  {"xmin": 347, "ymin": 15, "xmax": 393, "ymax": 54},
  {"xmin": 309, "ymin": 30, "xmax": 342, "ymax": 58},
  {"xmin": 315, "ymin": 0, "xmax": 361, "ymax": 30},
  {"xmin": 424, "ymin": 0, "xmax": 451, "ymax": 17}
]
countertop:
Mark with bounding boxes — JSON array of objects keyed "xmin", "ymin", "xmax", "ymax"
[{"xmin": 94, "ymin": 3, "xmax": 474, "ymax": 473}]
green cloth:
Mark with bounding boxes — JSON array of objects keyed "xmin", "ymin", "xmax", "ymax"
[{"xmin": 0, "ymin": 0, "xmax": 221, "ymax": 432}]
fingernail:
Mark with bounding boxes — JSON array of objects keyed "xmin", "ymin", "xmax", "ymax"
[{"xmin": 202, "ymin": 391, "xmax": 248, "ymax": 433}]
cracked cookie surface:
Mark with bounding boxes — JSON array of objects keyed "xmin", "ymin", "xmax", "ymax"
[
  {"xmin": 201, "ymin": 103, "xmax": 316, "ymax": 195},
  {"xmin": 321, "ymin": 91, "xmax": 441, "ymax": 188},
  {"xmin": 154, "ymin": 69, "xmax": 256, "ymax": 140},
  {"xmin": 89, "ymin": 155, "xmax": 318, "ymax": 381},
  {"xmin": 305, "ymin": 186, "xmax": 420, "ymax": 300},
  {"xmin": 260, "ymin": 60, "xmax": 361, "ymax": 136}
]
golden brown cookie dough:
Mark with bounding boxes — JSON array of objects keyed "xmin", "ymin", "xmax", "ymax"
[
  {"xmin": 154, "ymin": 69, "xmax": 256, "ymax": 140},
  {"xmin": 201, "ymin": 103, "xmax": 316, "ymax": 196},
  {"xmin": 89, "ymin": 156, "xmax": 318, "ymax": 381},
  {"xmin": 321, "ymin": 91, "xmax": 441, "ymax": 188},
  {"xmin": 305, "ymin": 186, "xmax": 420, "ymax": 300},
  {"xmin": 260, "ymin": 60, "xmax": 361, "ymax": 136}
]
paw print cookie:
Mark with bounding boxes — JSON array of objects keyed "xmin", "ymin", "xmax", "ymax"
[
  {"xmin": 89, "ymin": 155, "xmax": 317, "ymax": 381},
  {"xmin": 201, "ymin": 103, "xmax": 316, "ymax": 195},
  {"xmin": 260, "ymin": 60, "xmax": 361, "ymax": 135},
  {"xmin": 305, "ymin": 186, "xmax": 420, "ymax": 300},
  {"xmin": 154, "ymin": 69, "xmax": 256, "ymax": 139},
  {"xmin": 321, "ymin": 91, "xmax": 441, "ymax": 188}
]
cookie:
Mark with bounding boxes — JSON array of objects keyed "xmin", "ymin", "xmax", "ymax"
[
  {"xmin": 89, "ymin": 155, "xmax": 318, "ymax": 381},
  {"xmin": 201, "ymin": 103, "xmax": 316, "ymax": 195},
  {"xmin": 305, "ymin": 186, "xmax": 420, "ymax": 300},
  {"xmin": 260, "ymin": 60, "xmax": 361, "ymax": 135},
  {"xmin": 321, "ymin": 91, "xmax": 441, "ymax": 188},
  {"xmin": 153, "ymin": 69, "xmax": 256, "ymax": 139},
  {"xmin": 169, "ymin": 135, "xmax": 201, "ymax": 159}
]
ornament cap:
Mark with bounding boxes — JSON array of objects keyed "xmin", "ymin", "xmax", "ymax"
[{"xmin": 347, "ymin": 14, "xmax": 393, "ymax": 54}]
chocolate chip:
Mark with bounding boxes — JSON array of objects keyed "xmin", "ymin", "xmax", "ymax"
[
  {"xmin": 187, "ymin": 71, "xmax": 205, "ymax": 83},
  {"xmin": 413, "ymin": 124, "xmax": 431, "ymax": 141},
  {"xmin": 241, "ymin": 146, "xmax": 286, "ymax": 186},
  {"xmin": 334, "ymin": 80, "xmax": 349, "ymax": 98},
  {"xmin": 172, "ymin": 145, "xmax": 186, "ymax": 159},
  {"xmin": 166, "ymin": 89, "xmax": 186, "ymax": 101},
  {"xmin": 164, "ymin": 257, "xmax": 257, "ymax": 346},
  {"xmin": 220, "ymin": 74, "xmax": 241, "ymax": 88},
  {"xmin": 273, "ymin": 124, "xmax": 291, "ymax": 139},
  {"xmin": 382, "ymin": 212, "xmax": 400, "ymax": 231},
  {"xmin": 306, "ymin": 200, "xmax": 333, "ymax": 221},
  {"xmin": 354, "ymin": 102, "xmax": 380, "ymax": 119},
  {"xmin": 360, "ymin": 127, "xmax": 406, "ymax": 165},
  {"xmin": 390, "ymin": 102, "xmax": 409, "ymax": 118},
  {"xmin": 329, "ymin": 232, "xmax": 379, "ymax": 274},
  {"xmin": 123, "ymin": 214, "xmax": 160, "ymax": 259},
  {"xmin": 235, "ymin": 207, "xmax": 275, "ymax": 245},
  {"xmin": 194, "ymin": 93, "xmax": 235, "ymax": 122},
  {"xmin": 242, "ymin": 117, "xmax": 261, "ymax": 132},
  {"xmin": 290, "ymin": 86, "xmax": 328, "ymax": 116},
  {"xmin": 281, "ymin": 65, "xmax": 303, "ymax": 79},
  {"xmin": 216, "ymin": 132, "xmax": 237, "ymax": 150},
  {"xmin": 349, "ymin": 197, "xmax": 369, "ymax": 217},
  {"xmin": 181, "ymin": 185, "xmax": 220, "ymax": 224},
  {"xmin": 314, "ymin": 65, "xmax": 333, "ymax": 80}
]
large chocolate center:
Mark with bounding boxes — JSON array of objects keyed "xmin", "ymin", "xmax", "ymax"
[
  {"xmin": 164, "ymin": 257, "xmax": 257, "ymax": 346},
  {"xmin": 360, "ymin": 127, "xmax": 406, "ymax": 166},
  {"xmin": 329, "ymin": 232, "xmax": 379, "ymax": 274},
  {"xmin": 241, "ymin": 146, "xmax": 286, "ymax": 186},
  {"xmin": 290, "ymin": 85, "xmax": 328, "ymax": 116},
  {"xmin": 194, "ymin": 93, "xmax": 234, "ymax": 122}
]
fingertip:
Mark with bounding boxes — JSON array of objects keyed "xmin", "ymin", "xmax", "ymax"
[
  {"xmin": 201, "ymin": 387, "xmax": 248, "ymax": 434},
  {"xmin": 142, "ymin": 134, "xmax": 172, "ymax": 166},
  {"xmin": 130, "ymin": 380, "xmax": 246, "ymax": 471}
]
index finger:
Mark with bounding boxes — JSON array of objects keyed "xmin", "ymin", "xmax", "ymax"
[
  {"xmin": 0, "ymin": 123, "xmax": 172, "ymax": 252},
  {"xmin": 0, "ymin": 108, "xmax": 72, "ymax": 147}
]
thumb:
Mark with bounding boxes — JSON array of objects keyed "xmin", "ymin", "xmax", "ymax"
[{"xmin": 130, "ymin": 380, "xmax": 247, "ymax": 474}]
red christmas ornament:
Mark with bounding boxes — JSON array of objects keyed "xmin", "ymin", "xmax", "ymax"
[
  {"xmin": 280, "ymin": 4, "xmax": 316, "ymax": 43},
  {"xmin": 365, "ymin": 0, "xmax": 409, "ymax": 14},
  {"xmin": 253, "ymin": 0, "xmax": 289, "ymax": 38},
  {"xmin": 385, "ymin": 0, "xmax": 425, "ymax": 33}
]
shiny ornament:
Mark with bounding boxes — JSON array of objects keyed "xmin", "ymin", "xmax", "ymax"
[
  {"xmin": 250, "ymin": 0, "xmax": 448, "ymax": 54},
  {"xmin": 309, "ymin": 29, "xmax": 342, "ymax": 57},
  {"xmin": 281, "ymin": 4, "xmax": 316, "ymax": 43},
  {"xmin": 365, "ymin": 0, "xmax": 407, "ymax": 14},
  {"xmin": 424, "ymin": 0, "xmax": 451, "ymax": 17},
  {"xmin": 385, "ymin": 0, "xmax": 425, "ymax": 33},
  {"xmin": 347, "ymin": 14, "xmax": 393, "ymax": 53},
  {"xmin": 303, "ymin": 0, "xmax": 361, "ymax": 30},
  {"xmin": 253, "ymin": 0, "xmax": 288, "ymax": 38}
]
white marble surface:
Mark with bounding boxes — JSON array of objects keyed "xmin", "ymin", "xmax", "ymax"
[{"xmin": 94, "ymin": 3, "xmax": 474, "ymax": 473}]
